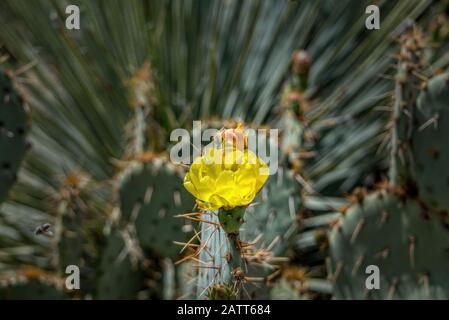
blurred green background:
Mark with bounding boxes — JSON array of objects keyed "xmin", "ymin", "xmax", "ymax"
[{"xmin": 0, "ymin": 0, "xmax": 448, "ymax": 299}]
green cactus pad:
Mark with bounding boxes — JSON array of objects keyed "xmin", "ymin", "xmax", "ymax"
[
  {"xmin": 96, "ymin": 231, "xmax": 147, "ymax": 299},
  {"xmin": 270, "ymin": 277, "xmax": 302, "ymax": 300},
  {"xmin": 389, "ymin": 29, "xmax": 424, "ymax": 186},
  {"xmin": 0, "ymin": 70, "xmax": 28, "ymax": 203},
  {"xmin": 242, "ymin": 166, "xmax": 301, "ymax": 256},
  {"xmin": 279, "ymin": 109, "xmax": 304, "ymax": 160},
  {"xmin": 196, "ymin": 211, "xmax": 234, "ymax": 299},
  {"xmin": 56, "ymin": 200, "xmax": 85, "ymax": 271},
  {"xmin": 412, "ymin": 73, "xmax": 449, "ymax": 210},
  {"xmin": 118, "ymin": 158, "xmax": 195, "ymax": 260},
  {"xmin": 329, "ymin": 191, "xmax": 449, "ymax": 299},
  {"xmin": 0, "ymin": 275, "xmax": 65, "ymax": 300},
  {"xmin": 176, "ymin": 260, "xmax": 196, "ymax": 299}
]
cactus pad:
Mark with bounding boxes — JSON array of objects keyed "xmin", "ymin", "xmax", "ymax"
[
  {"xmin": 118, "ymin": 158, "xmax": 195, "ymax": 260},
  {"xmin": 0, "ymin": 281, "xmax": 66, "ymax": 300},
  {"xmin": 242, "ymin": 166, "xmax": 301, "ymax": 256},
  {"xmin": 329, "ymin": 190, "xmax": 449, "ymax": 299},
  {"xmin": 96, "ymin": 231, "xmax": 148, "ymax": 299},
  {"xmin": 270, "ymin": 277, "xmax": 302, "ymax": 300},
  {"xmin": 412, "ymin": 73, "xmax": 449, "ymax": 210},
  {"xmin": 0, "ymin": 269, "xmax": 65, "ymax": 300},
  {"xmin": 0, "ymin": 70, "xmax": 28, "ymax": 203},
  {"xmin": 197, "ymin": 211, "xmax": 234, "ymax": 299}
]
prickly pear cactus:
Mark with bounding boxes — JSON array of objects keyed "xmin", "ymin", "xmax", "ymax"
[
  {"xmin": 117, "ymin": 156, "xmax": 195, "ymax": 260},
  {"xmin": 97, "ymin": 155, "xmax": 195, "ymax": 299},
  {"xmin": 51, "ymin": 172, "xmax": 110, "ymax": 298},
  {"xmin": 54, "ymin": 173, "xmax": 91, "ymax": 272},
  {"xmin": 196, "ymin": 207, "xmax": 267, "ymax": 300},
  {"xmin": 177, "ymin": 260, "xmax": 196, "ymax": 299},
  {"xmin": 0, "ymin": 269, "xmax": 66, "ymax": 300},
  {"xmin": 96, "ymin": 231, "xmax": 149, "ymax": 299},
  {"xmin": 196, "ymin": 195, "xmax": 298, "ymax": 299},
  {"xmin": 242, "ymin": 166, "xmax": 301, "ymax": 256},
  {"xmin": 278, "ymin": 109, "xmax": 304, "ymax": 160},
  {"xmin": 0, "ymin": 70, "xmax": 28, "ymax": 203},
  {"xmin": 329, "ymin": 30, "xmax": 449, "ymax": 300},
  {"xmin": 389, "ymin": 29, "xmax": 425, "ymax": 186},
  {"xmin": 270, "ymin": 277, "xmax": 302, "ymax": 300},
  {"xmin": 276, "ymin": 50, "xmax": 310, "ymax": 166},
  {"xmin": 56, "ymin": 204, "xmax": 85, "ymax": 269},
  {"xmin": 412, "ymin": 73, "xmax": 449, "ymax": 210},
  {"xmin": 329, "ymin": 190, "xmax": 449, "ymax": 299},
  {"xmin": 196, "ymin": 211, "xmax": 237, "ymax": 300},
  {"xmin": 0, "ymin": 281, "xmax": 65, "ymax": 300}
]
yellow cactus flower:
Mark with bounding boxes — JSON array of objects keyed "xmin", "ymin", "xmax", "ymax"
[{"xmin": 183, "ymin": 146, "xmax": 269, "ymax": 211}]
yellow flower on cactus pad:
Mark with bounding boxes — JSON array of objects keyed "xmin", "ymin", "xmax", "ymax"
[{"xmin": 183, "ymin": 146, "xmax": 269, "ymax": 211}]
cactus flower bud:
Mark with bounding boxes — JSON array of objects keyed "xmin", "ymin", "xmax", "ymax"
[{"xmin": 292, "ymin": 50, "xmax": 311, "ymax": 76}]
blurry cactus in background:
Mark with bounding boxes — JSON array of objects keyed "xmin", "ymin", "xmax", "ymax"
[
  {"xmin": 328, "ymin": 28, "xmax": 449, "ymax": 300},
  {"xmin": 0, "ymin": 70, "xmax": 29, "ymax": 204},
  {"xmin": 0, "ymin": 0, "xmax": 448, "ymax": 300}
]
